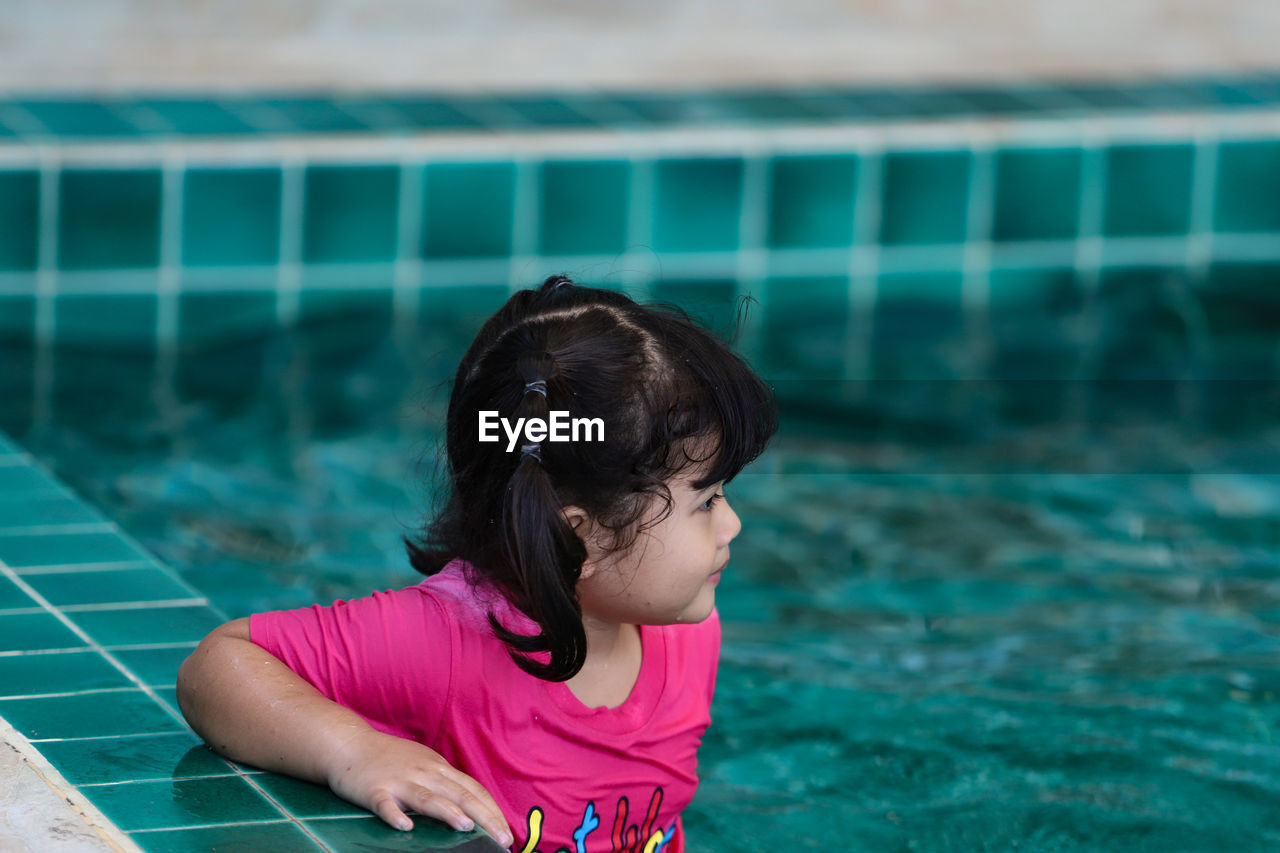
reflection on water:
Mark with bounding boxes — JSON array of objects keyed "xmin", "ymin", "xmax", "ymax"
[{"xmin": 5, "ymin": 326, "xmax": 1280, "ymax": 850}]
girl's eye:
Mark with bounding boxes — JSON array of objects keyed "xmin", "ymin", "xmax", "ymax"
[{"xmin": 700, "ymin": 493, "xmax": 723, "ymax": 511}]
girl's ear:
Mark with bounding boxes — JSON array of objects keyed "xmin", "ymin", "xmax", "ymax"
[{"xmin": 562, "ymin": 505, "xmax": 603, "ymax": 579}]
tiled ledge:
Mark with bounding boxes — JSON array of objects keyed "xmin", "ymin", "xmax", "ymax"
[
  {"xmin": 0, "ymin": 430, "xmax": 507, "ymax": 852},
  {"xmin": 0, "ymin": 75, "xmax": 1278, "ymax": 142}
]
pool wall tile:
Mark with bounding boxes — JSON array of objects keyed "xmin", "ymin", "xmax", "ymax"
[
  {"xmin": 0, "ymin": 294, "xmax": 36, "ymax": 344},
  {"xmin": 538, "ymin": 159, "xmax": 630, "ymax": 256},
  {"xmin": 0, "ymin": 170, "xmax": 39, "ymax": 271},
  {"xmin": 303, "ymin": 164, "xmax": 400, "ymax": 263},
  {"xmin": 58, "ymin": 169, "xmax": 163, "ymax": 270},
  {"xmin": 54, "ymin": 294, "xmax": 158, "ymax": 352},
  {"xmin": 422, "ymin": 162, "xmax": 515, "ymax": 259},
  {"xmin": 879, "ymin": 150, "xmax": 972, "ymax": 245},
  {"xmin": 766, "ymin": 154, "xmax": 859, "ymax": 249},
  {"xmin": 1214, "ymin": 140, "xmax": 1280, "ymax": 233},
  {"xmin": 182, "ymin": 168, "xmax": 282, "ymax": 266},
  {"xmin": 653, "ymin": 157, "xmax": 745, "ymax": 252},
  {"xmin": 1102, "ymin": 144, "xmax": 1195, "ymax": 236},
  {"xmin": 992, "ymin": 148, "xmax": 1082, "ymax": 242},
  {"xmin": 761, "ymin": 276, "xmax": 851, "ymax": 378}
]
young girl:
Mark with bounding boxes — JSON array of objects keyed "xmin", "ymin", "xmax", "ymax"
[{"xmin": 177, "ymin": 275, "xmax": 778, "ymax": 852}]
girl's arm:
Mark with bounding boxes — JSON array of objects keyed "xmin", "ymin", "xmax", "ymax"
[{"xmin": 177, "ymin": 618, "xmax": 514, "ymax": 847}]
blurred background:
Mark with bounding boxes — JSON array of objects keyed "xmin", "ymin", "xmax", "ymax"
[{"xmin": 2, "ymin": 2, "xmax": 1280, "ymax": 851}]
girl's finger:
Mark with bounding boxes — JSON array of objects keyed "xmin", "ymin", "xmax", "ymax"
[
  {"xmin": 450, "ymin": 784, "xmax": 514, "ymax": 848},
  {"xmin": 368, "ymin": 790, "xmax": 415, "ymax": 832},
  {"xmin": 403, "ymin": 785, "xmax": 476, "ymax": 833},
  {"xmin": 438, "ymin": 769, "xmax": 513, "ymax": 843}
]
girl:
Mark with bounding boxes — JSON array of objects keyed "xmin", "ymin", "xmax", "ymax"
[{"xmin": 177, "ymin": 275, "xmax": 778, "ymax": 851}]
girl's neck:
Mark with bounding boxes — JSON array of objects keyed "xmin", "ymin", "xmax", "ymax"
[{"xmin": 568, "ymin": 616, "xmax": 642, "ymax": 709}]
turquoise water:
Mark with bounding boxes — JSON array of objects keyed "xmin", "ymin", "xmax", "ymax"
[{"xmin": 7, "ymin": 320, "xmax": 1280, "ymax": 850}]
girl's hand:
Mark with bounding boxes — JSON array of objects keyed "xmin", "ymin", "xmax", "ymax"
[{"xmin": 325, "ymin": 727, "xmax": 515, "ymax": 848}]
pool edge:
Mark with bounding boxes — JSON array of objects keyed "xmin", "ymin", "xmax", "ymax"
[{"xmin": 0, "ymin": 716, "xmax": 142, "ymax": 853}]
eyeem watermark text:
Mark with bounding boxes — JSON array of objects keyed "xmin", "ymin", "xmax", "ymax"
[{"xmin": 479, "ymin": 411, "xmax": 605, "ymax": 451}]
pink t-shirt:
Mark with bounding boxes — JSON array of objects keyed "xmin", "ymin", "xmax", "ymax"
[{"xmin": 248, "ymin": 558, "xmax": 720, "ymax": 852}]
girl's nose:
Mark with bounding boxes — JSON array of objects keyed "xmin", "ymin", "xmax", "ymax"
[{"xmin": 719, "ymin": 497, "xmax": 742, "ymax": 546}]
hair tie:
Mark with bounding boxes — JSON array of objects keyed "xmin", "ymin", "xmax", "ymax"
[
  {"xmin": 520, "ymin": 442, "xmax": 542, "ymax": 462},
  {"xmin": 524, "ymin": 379, "xmax": 547, "ymax": 397}
]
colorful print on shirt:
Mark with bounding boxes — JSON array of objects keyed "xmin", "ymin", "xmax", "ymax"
[{"xmin": 517, "ymin": 787, "xmax": 676, "ymax": 853}]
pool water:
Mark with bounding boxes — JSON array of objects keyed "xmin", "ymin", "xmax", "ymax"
[{"xmin": 8, "ymin": 319, "xmax": 1280, "ymax": 851}]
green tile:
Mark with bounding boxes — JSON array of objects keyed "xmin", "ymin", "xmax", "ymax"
[
  {"xmin": 0, "ymin": 171, "xmax": 38, "ymax": 271},
  {"xmin": 992, "ymin": 148, "xmax": 1082, "ymax": 242},
  {"xmin": 873, "ymin": 271, "xmax": 966, "ymax": 379},
  {"xmin": 0, "ymin": 493, "xmax": 103, "ymax": 529},
  {"xmin": 761, "ymin": 276, "xmax": 850, "ymax": 377},
  {"xmin": 0, "ymin": 530, "xmax": 151, "ymax": 569},
  {"xmin": 305, "ymin": 816, "xmax": 505, "ymax": 851},
  {"xmin": 54, "ymin": 294, "xmax": 157, "ymax": 351},
  {"xmin": 1094, "ymin": 266, "xmax": 1196, "ymax": 380},
  {"xmin": 422, "ymin": 163, "xmax": 514, "ymax": 259},
  {"xmin": 988, "ymin": 267, "xmax": 1084, "ymax": 379},
  {"xmin": 1214, "ymin": 140, "xmax": 1280, "ymax": 233},
  {"xmin": 0, "ymin": 611, "xmax": 86, "ymax": 652},
  {"xmin": 766, "ymin": 155, "xmax": 858, "ymax": 249},
  {"xmin": 651, "ymin": 279, "xmax": 739, "ymax": 338},
  {"xmin": 264, "ymin": 99, "xmax": 369, "ymax": 133},
  {"xmin": 1103, "ymin": 144, "xmax": 1194, "ymax": 237},
  {"xmin": 86, "ymin": 776, "xmax": 280, "ymax": 831},
  {"xmin": 39, "ymin": 733, "xmax": 230, "ymax": 786},
  {"xmin": 0, "ymin": 465, "xmax": 69, "ymax": 502},
  {"xmin": 0, "ymin": 294, "xmax": 36, "ymax": 345},
  {"xmin": 131, "ymin": 822, "xmax": 316, "ymax": 853},
  {"xmin": 20, "ymin": 101, "xmax": 139, "ymax": 137},
  {"xmin": 59, "ymin": 169, "xmax": 162, "ymax": 269},
  {"xmin": 879, "ymin": 151, "xmax": 972, "ymax": 245},
  {"xmin": 303, "ymin": 165, "xmax": 400, "ymax": 263},
  {"xmin": 137, "ymin": 100, "xmax": 255, "ymax": 135},
  {"xmin": 0, "ymin": 689, "xmax": 182, "ymax": 739},
  {"xmin": 0, "ymin": 649, "xmax": 132, "ymax": 696},
  {"xmin": 538, "ymin": 160, "xmax": 629, "ymax": 255},
  {"xmin": 0, "ymin": 573, "xmax": 33, "ymax": 608},
  {"xmin": 0, "ymin": 346, "xmax": 34, "ymax": 437},
  {"xmin": 177, "ymin": 291, "xmax": 276, "ymax": 349},
  {"xmin": 413, "ymin": 284, "xmax": 510, "ymax": 382},
  {"xmin": 183, "ymin": 168, "xmax": 282, "ymax": 266},
  {"xmin": 23, "ymin": 566, "xmax": 194, "ymax": 607},
  {"xmin": 70, "ymin": 605, "xmax": 224, "ymax": 646},
  {"xmin": 652, "ymin": 158, "xmax": 744, "ymax": 252},
  {"xmin": 1198, "ymin": 262, "xmax": 1280, "ymax": 378},
  {"xmin": 252, "ymin": 773, "xmax": 366, "ymax": 818},
  {"xmin": 113, "ymin": 646, "xmax": 194, "ymax": 687}
]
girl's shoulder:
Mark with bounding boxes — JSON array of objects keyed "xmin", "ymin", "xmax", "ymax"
[{"xmin": 414, "ymin": 557, "xmax": 536, "ymax": 637}]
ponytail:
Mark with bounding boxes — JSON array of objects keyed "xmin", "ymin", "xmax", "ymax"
[{"xmin": 490, "ymin": 349, "xmax": 588, "ymax": 681}]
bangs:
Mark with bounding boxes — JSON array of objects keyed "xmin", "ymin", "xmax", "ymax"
[{"xmin": 650, "ymin": 312, "xmax": 777, "ymax": 491}]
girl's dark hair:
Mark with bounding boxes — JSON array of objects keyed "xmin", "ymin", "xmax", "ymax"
[{"xmin": 405, "ymin": 275, "xmax": 777, "ymax": 681}]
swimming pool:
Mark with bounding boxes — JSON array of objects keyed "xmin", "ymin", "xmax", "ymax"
[{"xmin": 2, "ymin": 81, "xmax": 1280, "ymax": 850}]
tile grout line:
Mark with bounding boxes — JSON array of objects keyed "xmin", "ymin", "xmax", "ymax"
[
  {"xmin": 0, "ymin": 554, "xmax": 336, "ymax": 851},
  {"xmin": 734, "ymin": 144, "xmax": 770, "ymax": 368},
  {"xmin": 31, "ymin": 146, "xmax": 60, "ymax": 435},
  {"xmin": 3, "ymin": 232, "xmax": 1280, "ymax": 298},
  {"xmin": 0, "ymin": 445, "xmax": 335, "ymax": 848},
  {"xmin": 846, "ymin": 147, "xmax": 884, "ymax": 398},
  {"xmin": 4, "ymin": 107, "xmax": 1280, "ymax": 171}
]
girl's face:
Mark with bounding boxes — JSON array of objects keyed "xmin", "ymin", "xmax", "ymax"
[{"xmin": 575, "ymin": 471, "xmax": 741, "ymax": 627}]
